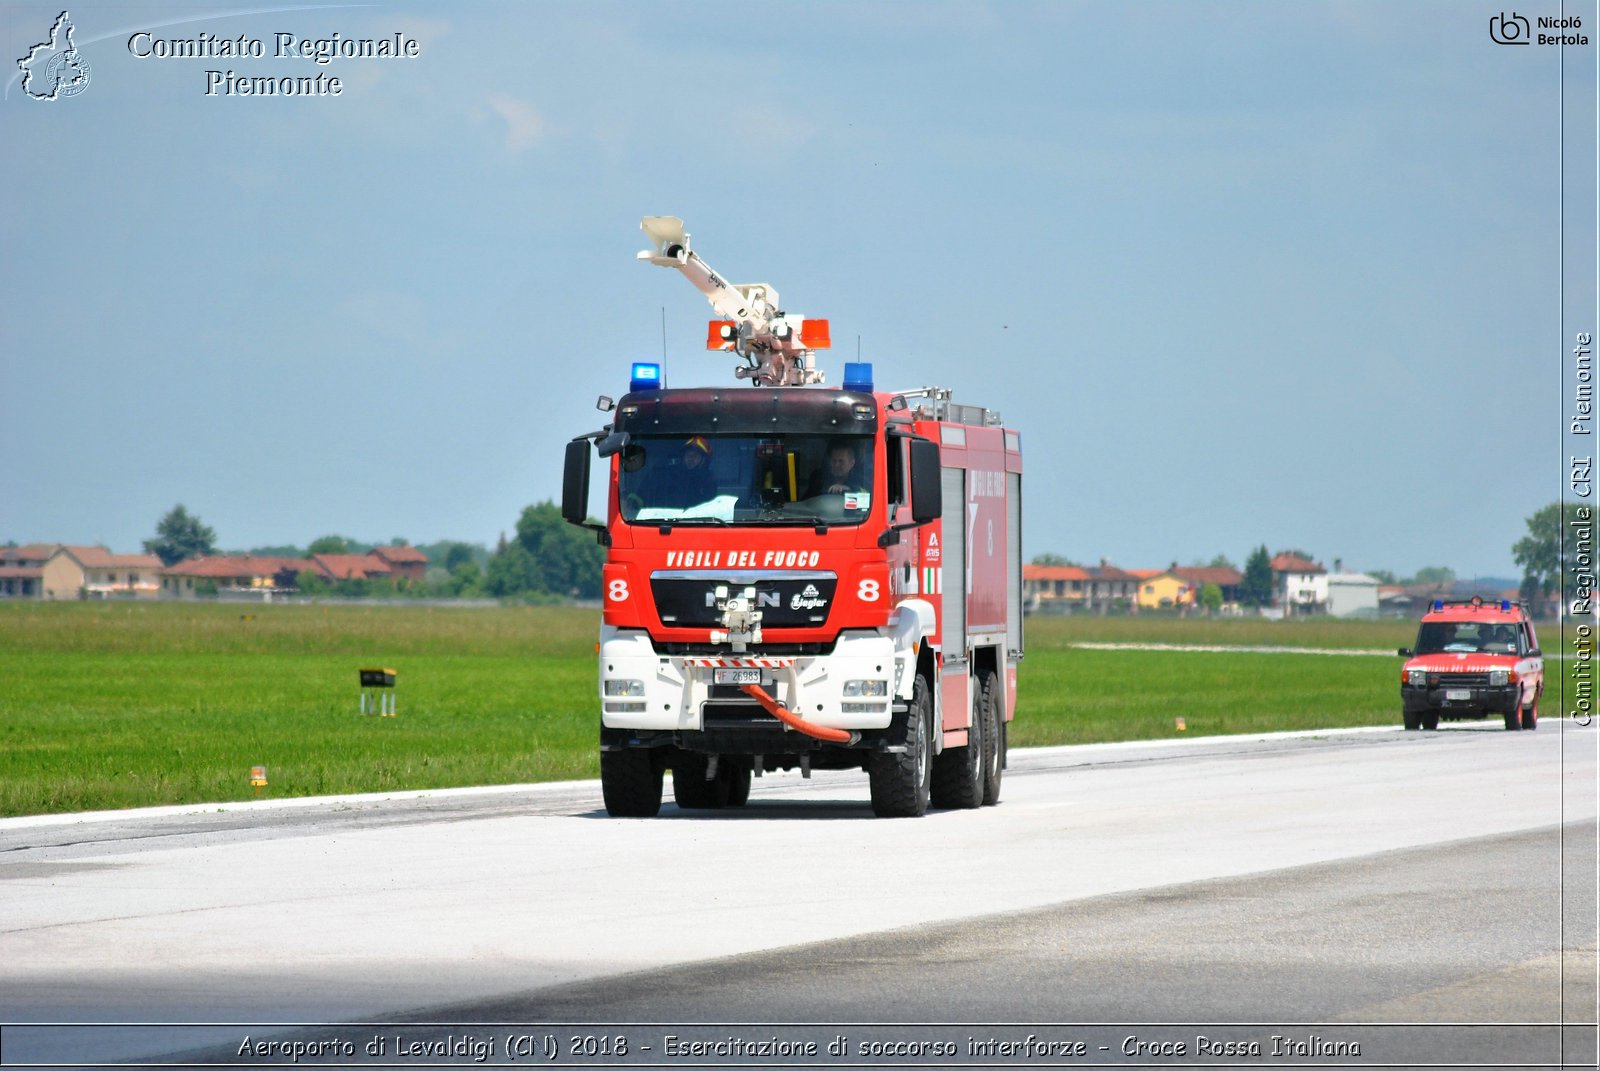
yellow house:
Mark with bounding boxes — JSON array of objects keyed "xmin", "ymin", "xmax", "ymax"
[{"xmin": 1136, "ymin": 571, "xmax": 1195, "ymax": 610}]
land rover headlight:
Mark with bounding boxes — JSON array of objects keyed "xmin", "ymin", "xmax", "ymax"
[
  {"xmin": 1407, "ymin": 669, "xmax": 1428, "ymax": 687},
  {"xmin": 604, "ymin": 679, "xmax": 645, "ymax": 697},
  {"xmin": 843, "ymin": 680, "xmax": 888, "ymax": 698},
  {"xmin": 1489, "ymin": 669, "xmax": 1510, "ymax": 686}
]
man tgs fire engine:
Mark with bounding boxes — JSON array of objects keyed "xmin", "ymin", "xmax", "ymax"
[{"xmin": 562, "ymin": 217, "xmax": 1023, "ymax": 818}]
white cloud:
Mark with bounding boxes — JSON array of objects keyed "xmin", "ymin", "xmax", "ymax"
[{"xmin": 486, "ymin": 93, "xmax": 546, "ymax": 153}]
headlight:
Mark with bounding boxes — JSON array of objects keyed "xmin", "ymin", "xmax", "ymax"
[
  {"xmin": 604, "ymin": 679, "xmax": 645, "ymax": 697},
  {"xmin": 843, "ymin": 679, "xmax": 888, "ymax": 697},
  {"xmin": 1489, "ymin": 669, "xmax": 1509, "ymax": 686},
  {"xmin": 1407, "ymin": 669, "xmax": 1428, "ymax": 687}
]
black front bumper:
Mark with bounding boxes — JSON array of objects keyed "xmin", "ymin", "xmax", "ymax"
[{"xmin": 1400, "ymin": 683, "xmax": 1519, "ymax": 716}]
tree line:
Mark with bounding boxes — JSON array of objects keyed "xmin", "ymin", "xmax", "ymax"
[{"xmin": 144, "ymin": 501, "xmax": 604, "ymax": 600}]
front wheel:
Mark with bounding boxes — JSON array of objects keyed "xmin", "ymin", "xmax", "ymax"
[
  {"xmin": 1422, "ymin": 713, "xmax": 1440, "ymax": 731},
  {"xmin": 869, "ymin": 674, "xmax": 932, "ymax": 818},
  {"xmin": 1403, "ymin": 711, "xmax": 1421, "ymax": 731},
  {"xmin": 601, "ymin": 749, "xmax": 662, "ymax": 817},
  {"xmin": 1503, "ymin": 710, "xmax": 1521, "ymax": 731},
  {"xmin": 1521, "ymin": 699, "xmax": 1538, "ymax": 731}
]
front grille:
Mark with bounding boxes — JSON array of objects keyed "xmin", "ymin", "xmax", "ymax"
[
  {"xmin": 701, "ymin": 701, "xmax": 782, "ymax": 731},
  {"xmin": 1434, "ymin": 673, "xmax": 1492, "ymax": 687}
]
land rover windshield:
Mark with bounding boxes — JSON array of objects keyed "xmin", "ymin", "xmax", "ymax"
[{"xmin": 1413, "ymin": 621, "xmax": 1522, "ymax": 656}]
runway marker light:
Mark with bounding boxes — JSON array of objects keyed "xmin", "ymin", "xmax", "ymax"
[
  {"xmin": 359, "ymin": 667, "xmax": 398, "ymax": 717},
  {"xmin": 1175, "ymin": 717, "xmax": 1187, "ymax": 732},
  {"xmin": 250, "ymin": 765, "xmax": 268, "ymax": 796}
]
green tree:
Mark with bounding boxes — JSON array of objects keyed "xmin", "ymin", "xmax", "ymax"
[
  {"xmin": 1410, "ymin": 565, "xmax": 1455, "ymax": 586},
  {"xmin": 143, "ymin": 504, "xmax": 217, "ymax": 566},
  {"xmin": 1367, "ymin": 569, "xmax": 1397, "ymax": 585},
  {"xmin": 516, "ymin": 501, "xmax": 605, "ymax": 598},
  {"xmin": 1031, "ymin": 552, "xmax": 1077, "ymax": 566},
  {"xmin": 1199, "ymin": 582, "xmax": 1223, "ymax": 613},
  {"xmin": 296, "ymin": 570, "xmax": 331, "ymax": 596},
  {"xmin": 307, "ymin": 535, "xmax": 354, "ymax": 555},
  {"xmin": 1514, "ymin": 501, "xmax": 1588, "ymax": 613},
  {"xmin": 1241, "ymin": 545, "xmax": 1273, "ymax": 607},
  {"xmin": 485, "ymin": 541, "xmax": 539, "ymax": 596}
]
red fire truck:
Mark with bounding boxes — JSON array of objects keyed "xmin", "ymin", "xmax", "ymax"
[{"xmin": 562, "ymin": 217, "xmax": 1023, "ymax": 817}]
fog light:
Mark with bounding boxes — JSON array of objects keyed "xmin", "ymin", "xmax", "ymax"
[
  {"xmin": 604, "ymin": 679, "xmax": 645, "ymax": 697},
  {"xmin": 843, "ymin": 680, "xmax": 888, "ymax": 697}
]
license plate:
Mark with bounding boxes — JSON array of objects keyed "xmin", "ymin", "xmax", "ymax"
[
  {"xmin": 714, "ymin": 668, "xmax": 762, "ymax": 686},
  {"xmin": 1445, "ymin": 689, "xmax": 1472, "ymax": 701}
]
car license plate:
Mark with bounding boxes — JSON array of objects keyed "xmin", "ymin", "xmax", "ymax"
[
  {"xmin": 1445, "ymin": 689, "xmax": 1472, "ymax": 701},
  {"xmin": 714, "ymin": 668, "xmax": 761, "ymax": 686}
]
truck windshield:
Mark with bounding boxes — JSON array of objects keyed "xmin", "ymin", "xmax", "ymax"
[
  {"xmin": 618, "ymin": 434, "xmax": 874, "ymax": 527},
  {"xmin": 1414, "ymin": 621, "xmax": 1520, "ymax": 656}
]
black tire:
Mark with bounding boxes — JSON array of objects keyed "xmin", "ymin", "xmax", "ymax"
[
  {"xmin": 723, "ymin": 760, "xmax": 753, "ymax": 806},
  {"xmin": 672, "ymin": 754, "xmax": 731, "ymax": 809},
  {"xmin": 979, "ymin": 671, "xmax": 1003, "ymax": 806},
  {"xmin": 1422, "ymin": 713, "xmax": 1440, "ymax": 731},
  {"xmin": 1402, "ymin": 711, "xmax": 1421, "ymax": 731},
  {"xmin": 1522, "ymin": 699, "xmax": 1538, "ymax": 731},
  {"xmin": 931, "ymin": 678, "xmax": 983, "ymax": 810},
  {"xmin": 1503, "ymin": 710, "xmax": 1521, "ymax": 731},
  {"xmin": 600, "ymin": 749, "xmax": 662, "ymax": 817},
  {"xmin": 869, "ymin": 674, "xmax": 932, "ymax": 818}
]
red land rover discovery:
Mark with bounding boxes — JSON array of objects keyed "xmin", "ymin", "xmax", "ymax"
[{"xmin": 1398, "ymin": 598, "xmax": 1544, "ymax": 732}]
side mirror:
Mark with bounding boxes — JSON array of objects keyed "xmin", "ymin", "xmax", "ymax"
[
  {"xmin": 562, "ymin": 439, "xmax": 592, "ymax": 526},
  {"xmin": 1397, "ymin": 648, "xmax": 1412, "ymax": 657},
  {"xmin": 908, "ymin": 438, "xmax": 942, "ymax": 525},
  {"xmin": 1528, "ymin": 648, "xmax": 1542, "ymax": 658}
]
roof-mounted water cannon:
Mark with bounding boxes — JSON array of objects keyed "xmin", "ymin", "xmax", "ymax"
[{"xmin": 637, "ymin": 215, "xmax": 830, "ymax": 388}]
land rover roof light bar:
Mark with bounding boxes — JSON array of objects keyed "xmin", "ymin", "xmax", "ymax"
[{"xmin": 637, "ymin": 215, "xmax": 830, "ymax": 388}]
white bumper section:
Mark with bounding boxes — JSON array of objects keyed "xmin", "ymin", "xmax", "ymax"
[{"xmin": 597, "ymin": 600, "xmax": 935, "ymax": 734}]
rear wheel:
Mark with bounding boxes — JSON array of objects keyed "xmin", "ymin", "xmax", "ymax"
[
  {"xmin": 1403, "ymin": 712, "xmax": 1421, "ymax": 731},
  {"xmin": 931, "ymin": 678, "xmax": 984, "ymax": 810},
  {"xmin": 869, "ymin": 674, "xmax": 932, "ymax": 818},
  {"xmin": 1422, "ymin": 713, "xmax": 1440, "ymax": 731},
  {"xmin": 601, "ymin": 749, "xmax": 662, "ymax": 817},
  {"xmin": 979, "ymin": 671, "xmax": 1003, "ymax": 806}
]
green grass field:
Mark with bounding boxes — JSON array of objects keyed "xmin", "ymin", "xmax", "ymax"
[{"xmin": 0, "ymin": 603, "xmax": 1413, "ymax": 817}]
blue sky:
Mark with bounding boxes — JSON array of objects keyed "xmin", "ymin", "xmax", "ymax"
[{"xmin": 2, "ymin": 1, "xmax": 1594, "ymax": 579}]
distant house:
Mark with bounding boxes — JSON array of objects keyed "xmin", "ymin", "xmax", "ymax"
[
  {"xmin": 1, "ymin": 545, "xmax": 163, "ymax": 599},
  {"xmin": 1326, "ymin": 571, "xmax": 1380, "ymax": 617},
  {"xmin": 0, "ymin": 544, "xmax": 55, "ymax": 598},
  {"xmin": 1084, "ymin": 560, "xmax": 1137, "ymax": 611},
  {"xmin": 1173, "ymin": 565, "xmax": 1244, "ymax": 605},
  {"xmin": 311, "ymin": 554, "xmax": 393, "ymax": 582},
  {"xmin": 1022, "ymin": 564, "xmax": 1090, "ymax": 613},
  {"xmin": 1271, "ymin": 552, "xmax": 1327, "ymax": 615},
  {"xmin": 163, "ymin": 556, "xmax": 316, "ymax": 599},
  {"xmin": 1135, "ymin": 570, "xmax": 1194, "ymax": 610},
  {"xmin": 370, "ymin": 544, "xmax": 428, "ymax": 582}
]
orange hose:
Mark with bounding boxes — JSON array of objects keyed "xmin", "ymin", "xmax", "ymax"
[{"xmin": 741, "ymin": 684, "xmax": 860, "ymax": 744}]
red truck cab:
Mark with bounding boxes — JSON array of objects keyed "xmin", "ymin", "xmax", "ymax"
[{"xmin": 1398, "ymin": 598, "xmax": 1544, "ymax": 731}]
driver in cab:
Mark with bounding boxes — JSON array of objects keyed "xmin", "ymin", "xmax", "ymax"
[{"xmin": 806, "ymin": 440, "xmax": 867, "ymax": 497}]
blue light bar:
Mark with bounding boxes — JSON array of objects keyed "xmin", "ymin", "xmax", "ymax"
[
  {"xmin": 1501, "ymin": 600, "xmax": 1512, "ymax": 611},
  {"xmin": 843, "ymin": 361, "xmax": 873, "ymax": 392},
  {"xmin": 630, "ymin": 362, "xmax": 663, "ymax": 392},
  {"xmin": 1432, "ymin": 600, "xmax": 1444, "ymax": 612}
]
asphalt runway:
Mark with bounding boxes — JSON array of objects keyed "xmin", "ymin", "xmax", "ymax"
[{"xmin": 1, "ymin": 722, "xmax": 1595, "ymax": 1068}]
